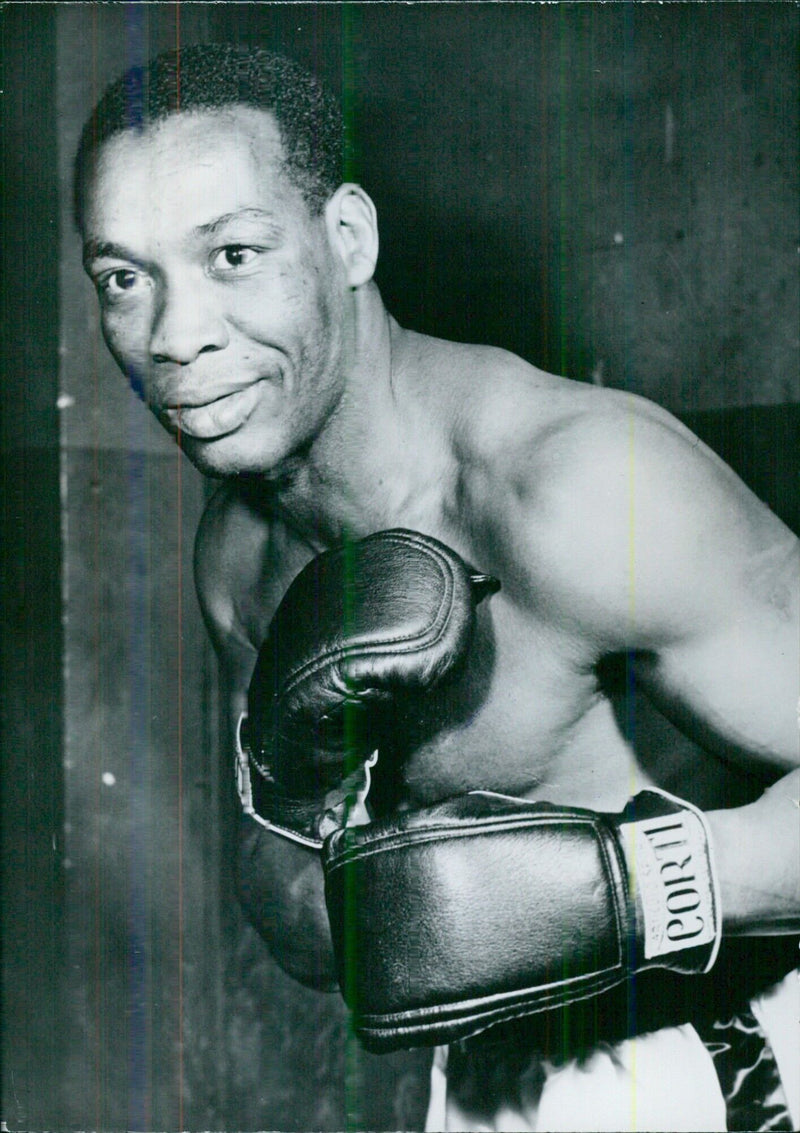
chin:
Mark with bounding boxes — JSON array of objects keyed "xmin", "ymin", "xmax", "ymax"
[{"xmin": 177, "ymin": 429, "xmax": 292, "ymax": 481}]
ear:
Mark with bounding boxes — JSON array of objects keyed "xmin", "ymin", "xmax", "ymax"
[{"xmin": 324, "ymin": 184, "xmax": 379, "ymax": 287}]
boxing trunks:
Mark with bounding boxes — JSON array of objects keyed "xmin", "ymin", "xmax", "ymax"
[{"xmin": 425, "ymin": 969, "xmax": 799, "ymax": 1132}]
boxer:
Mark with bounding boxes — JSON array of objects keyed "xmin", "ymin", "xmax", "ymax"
[{"xmin": 76, "ymin": 45, "xmax": 799, "ymax": 1130}]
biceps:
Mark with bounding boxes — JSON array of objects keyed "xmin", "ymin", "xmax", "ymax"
[{"xmin": 640, "ymin": 618, "xmax": 800, "ymax": 771}]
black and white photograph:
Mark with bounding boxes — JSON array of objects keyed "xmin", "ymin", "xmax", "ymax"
[{"xmin": 1, "ymin": 2, "xmax": 798, "ymax": 1130}]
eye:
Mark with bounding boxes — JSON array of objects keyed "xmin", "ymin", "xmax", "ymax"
[
  {"xmin": 96, "ymin": 268, "xmax": 148, "ymax": 300},
  {"xmin": 211, "ymin": 245, "xmax": 260, "ymax": 273}
]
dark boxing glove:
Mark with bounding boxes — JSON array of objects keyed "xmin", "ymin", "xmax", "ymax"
[
  {"xmin": 236, "ymin": 529, "xmax": 500, "ymax": 848},
  {"xmin": 323, "ymin": 787, "xmax": 721, "ymax": 1050}
]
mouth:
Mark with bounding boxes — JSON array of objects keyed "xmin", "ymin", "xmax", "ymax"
[{"xmin": 164, "ymin": 381, "xmax": 265, "ymax": 441}]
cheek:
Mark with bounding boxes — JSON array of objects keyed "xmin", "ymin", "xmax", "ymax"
[
  {"xmin": 303, "ymin": 259, "xmax": 345, "ymax": 341},
  {"xmin": 234, "ymin": 273, "xmax": 332, "ymax": 355},
  {"xmin": 101, "ymin": 310, "xmax": 153, "ymax": 392},
  {"xmin": 102, "ymin": 308, "xmax": 144, "ymax": 354}
]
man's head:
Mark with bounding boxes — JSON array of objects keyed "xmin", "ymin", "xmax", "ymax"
[
  {"xmin": 74, "ymin": 44, "xmax": 343, "ymax": 232},
  {"xmin": 77, "ymin": 46, "xmax": 380, "ymax": 479}
]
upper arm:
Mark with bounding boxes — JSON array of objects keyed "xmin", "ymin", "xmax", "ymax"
[
  {"xmin": 193, "ymin": 490, "xmax": 337, "ymax": 984},
  {"xmin": 641, "ymin": 542, "xmax": 799, "ymax": 770},
  {"xmin": 194, "ymin": 485, "xmax": 259, "ymax": 729},
  {"xmin": 513, "ymin": 399, "xmax": 800, "ymax": 770}
]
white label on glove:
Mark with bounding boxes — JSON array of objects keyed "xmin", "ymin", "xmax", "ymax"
[{"xmin": 620, "ymin": 808, "xmax": 717, "ymax": 960}]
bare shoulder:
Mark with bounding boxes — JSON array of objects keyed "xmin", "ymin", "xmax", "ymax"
[
  {"xmin": 512, "ymin": 384, "xmax": 791, "ymax": 559},
  {"xmin": 193, "ymin": 483, "xmax": 312, "ymax": 670},
  {"xmin": 450, "ymin": 365, "xmax": 798, "ymax": 648}
]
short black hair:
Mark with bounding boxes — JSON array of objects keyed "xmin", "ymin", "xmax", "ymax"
[{"xmin": 74, "ymin": 44, "xmax": 344, "ymax": 231}]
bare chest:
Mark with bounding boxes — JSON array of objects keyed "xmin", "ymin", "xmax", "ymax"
[
  {"xmin": 228, "ymin": 527, "xmax": 656, "ymax": 813},
  {"xmin": 374, "ymin": 592, "xmax": 644, "ymax": 814}
]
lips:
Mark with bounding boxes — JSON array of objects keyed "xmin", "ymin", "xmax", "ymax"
[{"xmin": 165, "ymin": 381, "xmax": 264, "ymax": 440}]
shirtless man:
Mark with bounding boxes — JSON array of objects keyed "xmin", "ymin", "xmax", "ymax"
[{"xmin": 76, "ymin": 46, "xmax": 799, "ymax": 1130}]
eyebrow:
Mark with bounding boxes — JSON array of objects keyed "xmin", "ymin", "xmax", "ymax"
[
  {"xmin": 82, "ymin": 239, "xmax": 140, "ymax": 267},
  {"xmin": 83, "ymin": 208, "xmax": 282, "ymax": 266},
  {"xmin": 193, "ymin": 208, "xmax": 281, "ymax": 238}
]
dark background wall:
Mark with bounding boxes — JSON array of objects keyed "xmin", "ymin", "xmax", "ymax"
[
  {"xmin": 2, "ymin": 3, "xmax": 797, "ymax": 1129},
  {"xmin": 216, "ymin": 2, "xmax": 798, "ymax": 410},
  {"xmin": 1, "ymin": 8, "xmax": 65, "ymax": 1128}
]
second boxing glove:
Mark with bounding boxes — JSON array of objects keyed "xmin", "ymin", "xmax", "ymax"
[
  {"xmin": 323, "ymin": 787, "xmax": 721, "ymax": 1050},
  {"xmin": 237, "ymin": 528, "xmax": 500, "ymax": 847}
]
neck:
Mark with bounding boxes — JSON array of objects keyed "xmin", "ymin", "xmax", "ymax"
[{"xmin": 257, "ymin": 296, "xmax": 455, "ymax": 548}]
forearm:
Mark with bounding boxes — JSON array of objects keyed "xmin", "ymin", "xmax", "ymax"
[
  {"xmin": 706, "ymin": 768, "xmax": 800, "ymax": 935},
  {"xmin": 237, "ymin": 815, "xmax": 338, "ymax": 990}
]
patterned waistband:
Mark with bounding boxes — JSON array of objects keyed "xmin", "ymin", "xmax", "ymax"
[{"xmin": 698, "ymin": 1007, "xmax": 793, "ymax": 1132}]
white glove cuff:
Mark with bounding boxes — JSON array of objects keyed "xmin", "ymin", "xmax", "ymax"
[{"xmin": 619, "ymin": 787, "xmax": 722, "ymax": 972}]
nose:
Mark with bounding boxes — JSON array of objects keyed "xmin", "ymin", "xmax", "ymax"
[{"xmin": 150, "ymin": 279, "xmax": 229, "ymax": 366}]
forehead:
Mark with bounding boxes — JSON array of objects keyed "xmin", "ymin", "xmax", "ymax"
[{"xmin": 84, "ymin": 106, "xmax": 305, "ymax": 241}]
